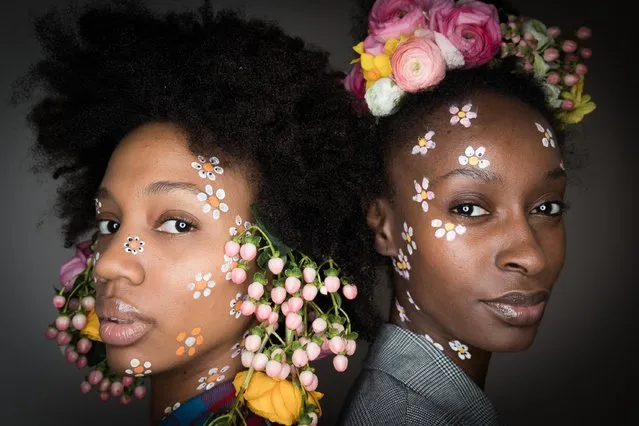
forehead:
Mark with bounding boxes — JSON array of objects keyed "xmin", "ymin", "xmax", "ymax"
[{"xmin": 391, "ymin": 90, "xmax": 561, "ymax": 182}]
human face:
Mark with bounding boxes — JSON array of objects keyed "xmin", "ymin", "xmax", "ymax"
[
  {"xmin": 384, "ymin": 91, "xmax": 567, "ymax": 352},
  {"xmin": 93, "ymin": 122, "xmax": 254, "ymax": 376}
]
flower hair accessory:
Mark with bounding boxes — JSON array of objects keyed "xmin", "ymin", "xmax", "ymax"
[
  {"xmin": 47, "ymin": 216, "xmax": 360, "ymax": 425},
  {"xmin": 344, "ymin": 0, "xmax": 596, "ymax": 125}
]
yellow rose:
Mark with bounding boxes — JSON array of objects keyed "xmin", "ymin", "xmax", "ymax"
[
  {"xmin": 233, "ymin": 371, "xmax": 323, "ymax": 425},
  {"xmin": 80, "ymin": 310, "xmax": 102, "ymax": 342}
]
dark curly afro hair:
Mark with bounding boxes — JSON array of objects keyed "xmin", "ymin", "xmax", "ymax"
[{"xmin": 17, "ymin": 0, "xmax": 389, "ymax": 339}]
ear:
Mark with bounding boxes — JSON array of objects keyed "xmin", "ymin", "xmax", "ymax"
[{"xmin": 366, "ymin": 198, "xmax": 399, "ymax": 257}]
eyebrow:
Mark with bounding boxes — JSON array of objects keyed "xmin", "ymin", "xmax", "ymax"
[
  {"xmin": 434, "ymin": 168, "xmax": 504, "ymax": 184},
  {"xmin": 95, "ymin": 181, "xmax": 201, "ymax": 200},
  {"xmin": 545, "ymin": 167, "xmax": 567, "ymax": 181}
]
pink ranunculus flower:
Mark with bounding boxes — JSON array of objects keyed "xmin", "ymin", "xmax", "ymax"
[
  {"xmin": 60, "ymin": 239, "xmax": 92, "ymax": 291},
  {"xmin": 369, "ymin": 0, "xmax": 428, "ymax": 42},
  {"xmin": 343, "ymin": 63, "xmax": 366, "ymax": 101},
  {"xmin": 428, "ymin": 0, "xmax": 501, "ymax": 68},
  {"xmin": 391, "ymin": 36, "xmax": 446, "ymax": 92}
]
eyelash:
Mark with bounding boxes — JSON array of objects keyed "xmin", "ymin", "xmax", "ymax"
[{"xmin": 450, "ymin": 200, "xmax": 569, "ymax": 218}]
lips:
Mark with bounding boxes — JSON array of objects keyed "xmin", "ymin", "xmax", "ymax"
[
  {"xmin": 482, "ymin": 290, "xmax": 549, "ymax": 327},
  {"xmin": 96, "ymin": 298, "xmax": 154, "ymax": 346}
]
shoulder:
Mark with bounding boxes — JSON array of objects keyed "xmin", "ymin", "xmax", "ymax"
[{"xmin": 339, "ymin": 368, "xmax": 469, "ymax": 426}]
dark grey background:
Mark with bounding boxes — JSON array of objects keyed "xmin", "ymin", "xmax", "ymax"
[{"xmin": 2, "ymin": 0, "xmax": 636, "ymax": 425}]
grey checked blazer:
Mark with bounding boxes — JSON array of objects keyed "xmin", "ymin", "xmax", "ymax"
[{"xmin": 338, "ymin": 324, "xmax": 501, "ymax": 425}]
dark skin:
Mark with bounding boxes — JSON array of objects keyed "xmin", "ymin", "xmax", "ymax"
[{"xmin": 367, "ymin": 90, "xmax": 567, "ymax": 388}]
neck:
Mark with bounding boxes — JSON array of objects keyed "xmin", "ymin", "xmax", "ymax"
[
  {"xmin": 149, "ymin": 348, "xmax": 243, "ymax": 425},
  {"xmin": 390, "ymin": 295, "xmax": 492, "ymax": 389}
]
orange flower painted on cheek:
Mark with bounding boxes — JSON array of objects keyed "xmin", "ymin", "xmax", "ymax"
[{"xmin": 176, "ymin": 327, "xmax": 204, "ymax": 357}]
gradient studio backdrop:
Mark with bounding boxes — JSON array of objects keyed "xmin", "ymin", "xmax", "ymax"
[{"xmin": 2, "ymin": 0, "xmax": 636, "ymax": 425}]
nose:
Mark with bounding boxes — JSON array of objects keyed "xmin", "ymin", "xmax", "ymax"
[
  {"xmin": 93, "ymin": 232, "xmax": 146, "ymax": 286},
  {"xmin": 494, "ymin": 216, "xmax": 547, "ymax": 277}
]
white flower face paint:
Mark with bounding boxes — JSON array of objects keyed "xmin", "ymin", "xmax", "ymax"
[
  {"xmin": 401, "ymin": 222, "xmax": 417, "ymax": 255},
  {"xmin": 449, "ymin": 103, "xmax": 477, "ymax": 127},
  {"xmin": 123, "ymin": 236, "xmax": 145, "ymax": 255},
  {"xmin": 458, "ymin": 146, "xmax": 490, "ymax": 168},
  {"xmin": 424, "ymin": 334, "xmax": 444, "ymax": 351},
  {"xmin": 393, "ymin": 249, "xmax": 411, "ymax": 280},
  {"xmin": 406, "ymin": 290, "xmax": 421, "ymax": 311},
  {"xmin": 412, "ymin": 177, "xmax": 435, "ymax": 212},
  {"xmin": 221, "ymin": 254, "xmax": 240, "ymax": 281},
  {"xmin": 191, "ymin": 155, "xmax": 224, "ymax": 180},
  {"xmin": 125, "ymin": 358, "xmax": 152, "ymax": 377},
  {"xmin": 196, "ymin": 365, "xmax": 230, "ymax": 391},
  {"xmin": 411, "ymin": 130, "xmax": 436, "ymax": 155},
  {"xmin": 94, "ymin": 198, "xmax": 102, "ymax": 215},
  {"xmin": 534, "ymin": 122, "xmax": 556, "ymax": 148},
  {"xmin": 560, "ymin": 160, "xmax": 565, "ymax": 170},
  {"xmin": 187, "ymin": 272, "xmax": 216, "ymax": 299},
  {"xmin": 163, "ymin": 402, "xmax": 181, "ymax": 418},
  {"xmin": 231, "ymin": 330, "xmax": 250, "ymax": 358},
  {"xmin": 449, "ymin": 340, "xmax": 472, "ymax": 360},
  {"xmin": 431, "ymin": 219, "xmax": 466, "ymax": 241},
  {"xmin": 229, "ymin": 293, "xmax": 247, "ymax": 319},
  {"xmin": 229, "ymin": 215, "xmax": 252, "ymax": 237},
  {"xmin": 197, "ymin": 184, "xmax": 229, "ymax": 220},
  {"xmin": 395, "ymin": 299, "xmax": 410, "ymax": 323}
]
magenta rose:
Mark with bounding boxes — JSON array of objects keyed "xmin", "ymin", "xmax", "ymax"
[
  {"xmin": 369, "ymin": 0, "xmax": 427, "ymax": 41},
  {"xmin": 60, "ymin": 239, "xmax": 92, "ymax": 291},
  {"xmin": 343, "ymin": 63, "xmax": 366, "ymax": 101},
  {"xmin": 391, "ymin": 36, "xmax": 446, "ymax": 92},
  {"xmin": 428, "ymin": 0, "xmax": 501, "ymax": 68}
]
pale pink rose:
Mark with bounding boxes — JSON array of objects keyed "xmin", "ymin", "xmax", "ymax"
[
  {"xmin": 428, "ymin": 0, "xmax": 501, "ymax": 68},
  {"xmin": 60, "ymin": 239, "xmax": 92, "ymax": 291},
  {"xmin": 391, "ymin": 36, "xmax": 446, "ymax": 92},
  {"xmin": 369, "ymin": 0, "xmax": 427, "ymax": 41}
]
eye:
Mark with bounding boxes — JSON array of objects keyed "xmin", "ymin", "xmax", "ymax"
[
  {"xmin": 97, "ymin": 220, "xmax": 120, "ymax": 235},
  {"xmin": 452, "ymin": 203, "xmax": 489, "ymax": 217},
  {"xmin": 156, "ymin": 218, "xmax": 195, "ymax": 234},
  {"xmin": 532, "ymin": 201, "xmax": 566, "ymax": 216}
]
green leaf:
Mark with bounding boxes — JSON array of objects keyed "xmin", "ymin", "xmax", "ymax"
[
  {"xmin": 256, "ymin": 251, "xmax": 270, "ymax": 270},
  {"xmin": 252, "ymin": 272, "xmax": 267, "ymax": 285},
  {"xmin": 532, "ymin": 53, "xmax": 550, "ymax": 79},
  {"xmin": 345, "ymin": 332, "xmax": 359, "ymax": 341},
  {"xmin": 245, "ymin": 235, "xmax": 262, "ymax": 246},
  {"xmin": 324, "ymin": 267, "xmax": 339, "ymax": 277}
]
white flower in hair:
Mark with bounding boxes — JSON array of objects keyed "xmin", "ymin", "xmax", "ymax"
[
  {"xmin": 365, "ymin": 77, "xmax": 406, "ymax": 117},
  {"xmin": 432, "ymin": 31, "xmax": 465, "ymax": 69}
]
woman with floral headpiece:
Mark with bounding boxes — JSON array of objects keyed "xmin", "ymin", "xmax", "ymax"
[
  {"xmin": 332, "ymin": 0, "xmax": 595, "ymax": 424},
  {"xmin": 18, "ymin": 1, "xmax": 373, "ymax": 424}
]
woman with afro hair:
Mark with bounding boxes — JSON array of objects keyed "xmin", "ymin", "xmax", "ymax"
[{"xmin": 18, "ymin": 1, "xmax": 380, "ymax": 424}]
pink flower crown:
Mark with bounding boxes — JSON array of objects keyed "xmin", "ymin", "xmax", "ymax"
[{"xmin": 344, "ymin": 0, "xmax": 596, "ymax": 125}]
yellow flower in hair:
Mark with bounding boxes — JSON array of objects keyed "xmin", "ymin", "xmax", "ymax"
[
  {"xmin": 557, "ymin": 76, "xmax": 596, "ymax": 125},
  {"xmin": 233, "ymin": 371, "xmax": 323, "ymax": 425},
  {"xmin": 81, "ymin": 310, "xmax": 102, "ymax": 342},
  {"xmin": 352, "ymin": 36, "xmax": 408, "ymax": 89}
]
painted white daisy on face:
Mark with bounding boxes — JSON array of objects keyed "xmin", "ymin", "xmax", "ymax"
[
  {"xmin": 196, "ymin": 365, "xmax": 230, "ymax": 391},
  {"xmin": 197, "ymin": 184, "xmax": 229, "ymax": 219},
  {"xmin": 125, "ymin": 358, "xmax": 152, "ymax": 377},
  {"xmin": 449, "ymin": 340, "xmax": 472, "ymax": 360},
  {"xmin": 123, "ymin": 236, "xmax": 145, "ymax": 255},
  {"xmin": 94, "ymin": 198, "xmax": 102, "ymax": 215},
  {"xmin": 458, "ymin": 146, "xmax": 490, "ymax": 168},
  {"xmin": 229, "ymin": 293, "xmax": 247, "ymax": 319},
  {"xmin": 191, "ymin": 155, "xmax": 224, "ymax": 180},
  {"xmin": 412, "ymin": 177, "xmax": 435, "ymax": 212},
  {"xmin": 393, "ymin": 249, "xmax": 411, "ymax": 280},
  {"xmin": 401, "ymin": 222, "xmax": 417, "ymax": 255},
  {"xmin": 431, "ymin": 219, "xmax": 466, "ymax": 241},
  {"xmin": 229, "ymin": 215, "xmax": 252, "ymax": 237},
  {"xmin": 231, "ymin": 330, "xmax": 250, "ymax": 358},
  {"xmin": 187, "ymin": 272, "xmax": 216, "ymax": 299},
  {"xmin": 395, "ymin": 299, "xmax": 410, "ymax": 322},
  {"xmin": 449, "ymin": 103, "xmax": 477, "ymax": 127},
  {"xmin": 424, "ymin": 334, "xmax": 444, "ymax": 351},
  {"xmin": 534, "ymin": 122, "xmax": 556, "ymax": 148},
  {"xmin": 221, "ymin": 254, "xmax": 240, "ymax": 281},
  {"xmin": 406, "ymin": 290, "xmax": 421, "ymax": 311},
  {"xmin": 411, "ymin": 130, "xmax": 436, "ymax": 155},
  {"xmin": 163, "ymin": 402, "xmax": 181, "ymax": 418}
]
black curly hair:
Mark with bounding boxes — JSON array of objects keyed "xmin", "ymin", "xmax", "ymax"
[{"xmin": 16, "ymin": 1, "xmax": 388, "ymax": 339}]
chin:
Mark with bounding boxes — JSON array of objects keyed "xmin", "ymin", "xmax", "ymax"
[{"xmin": 483, "ymin": 324, "xmax": 540, "ymax": 352}]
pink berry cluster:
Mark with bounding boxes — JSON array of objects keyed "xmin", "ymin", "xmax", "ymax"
[
  {"xmin": 500, "ymin": 16, "xmax": 593, "ymax": 112},
  {"xmin": 47, "ymin": 238, "xmax": 148, "ymax": 405},
  {"xmin": 222, "ymin": 225, "xmax": 360, "ymax": 426}
]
